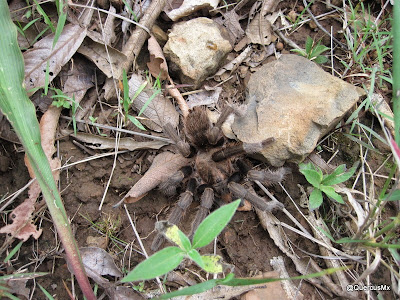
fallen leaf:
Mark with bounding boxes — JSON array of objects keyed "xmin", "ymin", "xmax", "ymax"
[
  {"xmin": 86, "ymin": 5, "xmax": 117, "ymax": 45},
  {"xmin": 186, "ymin": 87, "xmax": 222, "ymax": 109},
  {"xmin": 78, "ymin": 247, "xmax": 123, "ymax": 277},
  {"xmin": 215, "ymin": 10, "xmax": 245, "ymax": 45},
  {"xmin": 59, "ymin": 55, "xmax": 94, "ymax": 105},
  {"xmin": 71, "ymin": 132, "xmax": 168, "ymax": 151},
  {"xmin": 147, "ymin": 35, "xmax": 169, "ymax": 80},
  {"xmin": 245, "ymin": 13, "xmax": 278, "ymax": 45},
  {"xmin": 129, "ymin": 73, "xmax": 179, "ymax": 132},
  {"xmin": 77, "ymin": 37, "xmax": 128, "ymax": 78},
  {"xmin": 0, "ymin": 183, "xmax": 42, "ymax": 241},
  {"xmin": 165, "ymin": 0, "xmax": 220, "ymax": 21},
  {"xmin": 24, "ymin": 23, "xmax": 87, "ymax": 95},
  {"xmin": 7, "ymin": 278, "xmax": 30, "ymax": 299},
  {"xmin": 124, "ymin": 152, "xmax": 190, "ymax": 202},
  {"xmin": 0, "ymin": 105, "xmax": 62, "ymax": 241}
]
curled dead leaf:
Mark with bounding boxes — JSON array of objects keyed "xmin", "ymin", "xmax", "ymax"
[
  {"xmin": 124, "ymin": 152, "xmax": 191, "ymax": 203},
  {"xmin": 147, "ymin": 35, "xmax": 169, "ymax": 80}
]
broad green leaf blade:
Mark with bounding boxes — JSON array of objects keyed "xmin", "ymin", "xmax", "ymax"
[
  {"xmin": 322, "ymin": 164, "xmax": 346, "ymax": 184},
  {"xmin": 192, "ymin": 199, "xmax": 240, "ymax": 249},
  {"xmin": 312, "ymin": 55, "xmax": 328, "ymax": 64},
  {"xmin": 158, "ymin": 222, "xmax": 191, "ymax": 251},
  {"xmin": 188, "ymin": 249, "xmax": 205, "ymax": 269},
  {"xmin": 385, "ymin": 189, "xmax": 400, "ymax": 201},
  {"xmin": 320, "ymin": 185, "xmax": 344, "ymax": 204},
  {"xmin": 290, "ymin": 49, "xmax": 307, "ymax": 57},
  {"xmin": 321, "ymin": 162, "xmax": 359, "ymax": 186},
  {"xmin": 201, "ymin": 255, "xmax": 225, "ymax": 274},
  {"xmin": 311, "ymin": 44, "xmax": 329, "ymax": 57},
  {"xmin": 305, "ymin": 36, "xmax": 313, "ymax": 54},
  {"xmin": 309, "ymin": 189, "xmax": 323, "ymax": 210},
  {"xmin": 122, "ymin": 247, "xmax": 185, "ymax": 282},
  {"xmin": 299, "ymin": 163, "xmax": 322, "ymax": 188}
]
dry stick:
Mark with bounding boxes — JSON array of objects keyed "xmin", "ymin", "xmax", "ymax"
[
  {"xmin": 124, "ymin": 205, "xmax": 165, "ymax": 293},
  {"xmin": 61, "ymin": 116, "xmax": 172, "ymax": 143},
  {"xmin": 122, "ymin": 0, "xmax": 166, "ymax": 73}
]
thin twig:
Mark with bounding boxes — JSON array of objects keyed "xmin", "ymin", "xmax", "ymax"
[{"xmin": 124, "ymin": 205, "xmax": 165, "ymax": 293}]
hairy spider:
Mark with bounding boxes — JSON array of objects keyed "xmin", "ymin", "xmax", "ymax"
[{"xmin": 151, "ymin": 105, "xmax": 289, "ymax": 251}]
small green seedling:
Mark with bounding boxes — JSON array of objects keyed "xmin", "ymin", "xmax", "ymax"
[
  {"xmin": 291, "ymin": 36, "xmax": 330, "ymax": 64},
  {"xmin": 121, "ymin": 69, "xmax": 147, "ymax": 130},
  {"xmin": 121, "ymin": 199, "xmax": 241, "ymax": 283},
  {"xmin": 51, "ymin": 89, "xmax": 80, "ymax": 135},
  {"xmin": 299, "ymin": 162, "xmax": 358, "ymax": 210}
]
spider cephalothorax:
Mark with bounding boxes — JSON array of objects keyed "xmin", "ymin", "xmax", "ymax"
[{"xmin": 151, "ymin": 105, "xmax": 288, "ymax": 250}]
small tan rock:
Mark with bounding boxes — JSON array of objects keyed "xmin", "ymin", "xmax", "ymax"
[{"xmin": 164, "ymin": 17, "xmax": 233, "ymax": 88}]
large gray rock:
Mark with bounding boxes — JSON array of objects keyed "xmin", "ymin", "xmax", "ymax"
[
  {"xmin": 164, "ymin": 17, "xmax": 232, "ymax": 88},
  {"xmin": 232, "ymin": 54, "xmax": 365, "ymax": 166}
]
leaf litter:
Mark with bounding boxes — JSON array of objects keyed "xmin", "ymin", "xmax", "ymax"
[{"xmin": 1, "ymin": 1, "xmax": 396, "ymax": 299}]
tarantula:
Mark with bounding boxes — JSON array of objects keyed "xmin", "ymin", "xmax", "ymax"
[{"xmin": 151, "ymin": 105, "xmax": 289, "ymax": 250}]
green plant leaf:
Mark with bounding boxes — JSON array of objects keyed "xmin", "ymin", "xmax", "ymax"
[
  {"xmin": 157, "ymin": 222, "xmax": 191, "ymax": 251},
  {"xmin": 312, "ymin": 55, "xmax": 328, "ymax": 64},
  {"xmin": 305, "ymin": 36, "xmax": 313, "ymax": 54},
  {"xmin": 192, "ymin": 199, "xmax": 240, "ymax": 249},
  {"xmin": 322, "ymin": 164, "xmax": 346, "ymax": 183},
  {"xmin": 321, "ymin": 162, "xmax": 359, "ymax": 186},
  {"xmin": 187, "ymin": 249, "xmax": 205, "ymax": 269},
  {"xmin": 290, "ymin": 48, "xmax": 307, "ymax": 57},
  {"xmin": 308, "ymin": 188, "xmax": 323, "ymax": 210},
  {"xmin": 127, "ymin": 114, "xmax": 146, "ymax": 130},
  {"xmin": 201, "ymin": 255, "xmax": 225, "ymax": 274},
  {"xmin": 384, "ymin": 189, "xmax": 400, "ymax": 201},
  {"xmin": 121, "ymin": 247, "xmax": 185, "ymax": 282},
  {"xmin": 299, "ymin": 163, "xmax": 322, "ymax": 188},
  {"xmin": 310, "ymin": 44, "xmax": 329, "ymax": 57},
  {"xmin": 320, "ymin": 185, "xmax": 344, "ymax": 204}
]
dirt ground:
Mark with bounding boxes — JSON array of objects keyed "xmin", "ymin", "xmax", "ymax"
[{"xmin": 0, "ymin": 0, "xmax": 397, "ymax": 299}]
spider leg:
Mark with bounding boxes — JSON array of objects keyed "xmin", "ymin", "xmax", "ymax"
[
  {"xmin": 207, "ymin": 106, "xmax": 234, "ymax": 145},
  {"xmin": 151, "ymin": 178, "xmax": 197, "ymax": 251},
  {"xmin": 228, "ymin": 182, "xmax": 284, "ymax": 212},
  {"xmin": 189, "ymin": 186, "xmax": 214, "ymax": 238},
  {"xmin": 212, "ymin": 137, "xmax": 275, "ymax": 162},
  {"xmin": 163, "ymin": 123, "xmax": 193, "ymax": 157},
  {"xmin": 247, "ymin": 167, "xmax": 291, "ymax": 186},
  {"xmin": 158, "ymin": 166, "xmax": 193, "ymax": 196}
]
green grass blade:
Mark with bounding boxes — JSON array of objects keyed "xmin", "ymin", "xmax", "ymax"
[
  {"xmin": 3, "ymin": 241, "xmax": 23, "ymax": 263},
  {"xmin": 0, "ymin": 3, "xmax": 95, "ymax": 299},
  {"xmin": 393, "ymin": 0, "xmax": 400, "ymax": 145},
  {"xmin": 38, "ymin": 284, "xmax": 56, "ymax": 300}
]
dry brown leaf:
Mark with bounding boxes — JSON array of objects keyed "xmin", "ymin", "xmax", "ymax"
[
  {"xmin": 0, "ymin": 106, "xmax": 62, "ymax": 241},
  {"xmin": 165, "ymin": 0, "xmax": 220, "ymax": 21},
  {"xmin": 77, "ymin": 37, "xmax": 128, "ymax": 78},
  {"xmin": 129, "ymin": 74, "xmax": 179, "ymax": 131},
  {"xmin": 240, "ymin": 272, "xmax": 290, "ymax": 300},
  {"xmin": 24, "ymin": 24, "xmax": 87, "ymax": 95},
  {"xmin": 59, "ymin": 56, "xmax": 94, "ymax": 105},
  {"xmin": 245, "ymin": 13, "xmax": 278, "ymax": 45},
  {"xmin": 78, "ymin": 247, "xmax": 123, "ymax": 277},
  {"xmin": 186, "ymin": 87, "xmax": 222, "ymax": 109},
  {"xmin": 215, "ymin": 10, "xmax": 245, "ymax": 45},
  {"xmin": 124, "ymin": 152, "xmax": 190, "ymax": 202},
  {"xmin": 0, "ymin": 183, "xmax": 42, "ymax": 241},
  {"xmin": 72, "ymin": 132, "xmax": 168, "ymax": 151},
  {"xmin": 86, "ymin": 5, "xmax": 117, "ymax": 45},
  {"xmin": 147, "ymin": 35, "xmax": 169, "ymax": 80}
]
